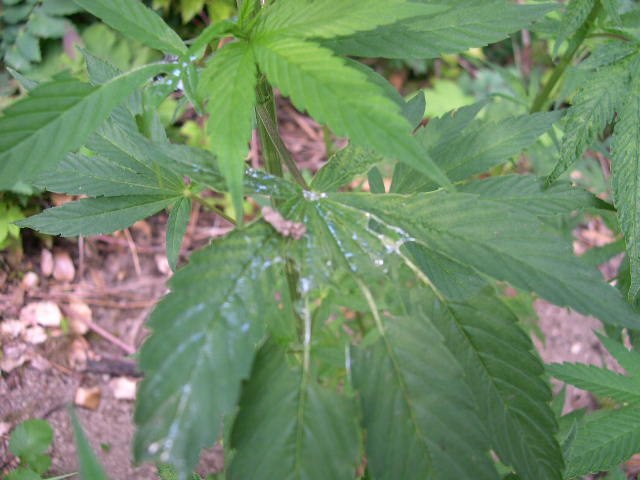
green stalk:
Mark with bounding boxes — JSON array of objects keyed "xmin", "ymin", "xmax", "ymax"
[
  {"xmin": 191, "ymin": 192, "xmax": 237, "ymax": 225},
  {"xmin": 530, "ymin": 2, "xmax": 602, "ymax": 113},
  {"xmin": 256, "ymin": 77, "xmax": 283, "ymax": 178},
  {"xmin": 255, "ymin": 76, "xmax": 307, "ymax": 340},
  {"xmin": 255, "ymin": 77, "xmax": 309, "ymax": 188}
]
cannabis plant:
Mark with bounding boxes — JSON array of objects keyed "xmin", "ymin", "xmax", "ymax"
[{"xmin": 4, "ymin": 0, "xmax": 640, "ymax": 479}]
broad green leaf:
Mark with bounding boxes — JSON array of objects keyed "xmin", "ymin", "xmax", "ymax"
[
  {"xmin": 16, "ymin": 195, "xmax": 180, "ymax": 236},
  {"xmin": 187, "ymin": 20, "xmax": 236, "ymax": 58},
  {"xmin": 404, "ymin": 242, "xmax": 489, "ymax": 301},
  {"xmin": 595, "ymin": 332, "xmax": 640, "ymax": 378},
  {"xmin": 603, "ymin": 0, "xmax": 621, "ymax": 24},
  {"xmin": 42, "ymin": 0, "xmax": 83, "ymax": 15},
  {"xmin": 458, "ymin": 175, "xmax": 605, "ymax": 216},
  {"xmin": 228, "ymin": 341, "xmax": 360, "ymax": 480},
  {"xmin": 311, "ymin": 145, "xmax": 384, "ymax": 192},
  {"xmin": 432, "ymin": 290, "xmax": 562, "ymax": 480},
  {"xmin": 7, "ymin": 67, "xmax": 39, "ymax": 90},
  {"xmin": 547, "ymin": 61, "xmax": 631, "ymax": 185},
  {"xmin": 88, "ymin": 126, "xmax": 299, "ymax": 200},
  {"xmin": 0, "ymin": 63, "xmax": 168, "ymax": 189},
  {"xmin": 251, "ymin": 35, "xmax": 452, "ymax": 190},
  {"xmin": 200, "ymin": 41, "xmax": 258, "ymax": 223},
  {"xmin": 579, "ymin": 239, "xmax": 626, "ymax": 268},
  {"xmin": 403, "ymin": 91, "xmax": 427, "ymax": 129},
  {"xmin": 554, "ymin": 0, "xmax": 596, "ymax": 56},
  {"xmin": 9, "ymin": 419, "xmax": 53, "ymax": 471},
  {"xmin": 306, "ymin": 191, "xmax": 640, "ymax": 328},
  {"xmin": 6, "ymin": 469, "xmax": 42, "ymax": 480},
  {"xmin": 166, "ymin": 197, "xmax": 192, "ymax": 271},
  {"xmin": 324, "ymin": 2, "xmax": 556, "ymax": 59},
  {"xmin": 354, "ymin": 284, "xmax": 499, "ymax": 480},
  {"xmin": 73, "ymin": 0, "xmax": 186, "ymax": 55},
  {"xmin": 134, "ymin": 224, "xmax": 286, "ymax": 478},
  {"xmin": 548, "ymin": 362, "xmax": 640, "ymax": 404},
  {"xmin": 367, "ymin": 167, "xmax": 386, "ymax": 194},
  {"xmin": 255, "ymin": 0, "xmax": 448, "ymax": 40},
  {"xmin": 612, "ymin": 76, "xmax": 640, "ymax": 300},
  {"xmin": 578, "ymin": 41, "xmax": 636, "ymax": 70},
  {"xmin": 564, "ymin": 407, "xmax": 640, "ymax": 479},
  {"xmin": 393, "ymin": 111, "xmax": 561, "ymax": 193},
  {"xmin": 69, "ymin": 408, "xmax": 110, "ymax": 480},
  {"xmin": 29, "ymin": 10, "xmax": 68, "ymax": 38},
  {"xmin": 34, "ymin": 152, "xmax": 183, "ymax": 197}
]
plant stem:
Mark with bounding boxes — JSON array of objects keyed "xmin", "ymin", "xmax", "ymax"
[
  {"xmin": 256, "ymin": 77, "xmax": 283, "ymax": 178},
  {"xmin": 530, "ymin": 2, "xmax": 602, "ymax": 113},
  {"xmin": 191, "ymin": 193, "xmax": 237, "ymax": 225},
  {"xmin": 255, "ymin": 78, "xmax": 309, "ymax": 188}
]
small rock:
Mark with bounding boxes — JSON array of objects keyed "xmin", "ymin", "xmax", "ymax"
[
  {"xmin": 109, "ymin": 377, "xmax": 138, "ymax": 400},
  {"xmin": 53, "ymin": 251, "xmax": 75, "ymax": 282},
  {"xmin": 75, "ymin": 386, "xmax": 101, "ymax": 410},
  {"xmin": 21, "ymin": 271, "xmax": 39, "ymax": 290},
  {"xmin": 570, "ymin": 342, "xmax": 583, "ymax": 355},
  {"xmin": 0, "ymin": 422, "xmax": 10, "ymax": 436},
  {"xmin": 41, "ymin": 249, "xmax": 54, "ymax": 277},
  {"xmin": 68, "ymin": 337, "xmax": 89, "ymax": 370},
  {"xmin": 0, "ymin": 351, "xmax": 27, "ymax": 372},
  {"xmin": 21, "ymin": 325, "xmax": 47, "ymax": 344},
  {"xmin": 1, "ymin": 319, "xmax": 24, "ymax": 338},
  {"xmin": 20, "ymin": 301, "xmax": 62, "ymax": 327},
  {"xmin": 65, "ymin": 301, "xmax": 92, "ymax": 335}
]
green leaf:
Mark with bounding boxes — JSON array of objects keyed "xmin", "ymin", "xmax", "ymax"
[
  {"xmin": 434, "ymin": 291, "xmax": 562, "ymax": 480},
  {"xmin": 354, "ymin": 284, "xmax": 499, "ymax": 480},
  {"xmin": 595, "ymin": 332, "xmax": 640, "ymax": 378},
  {"xmin": 458, "ymin": 175, "xmax": 604, "ymax": 216},
  {"xmin": 255, "ymin": 0, "xmax": 448, "ymax": 40},
  {"xmin": 134, "ymin": 224, "xmax": 286, "ymax": 478},
  {"xmin": 6, "ymin": 468, "xmax": 42, "ymax": 480},
  {"xmin": 28, "ymin": 9, "xmax": 68, "ymax": 38},
  {"xmin": 367, "ymin": 167, "xmax": 385, "ymax": 194},
  {"xmin": 554, "ymin": 0, "xmax": 596, "ymax": 56},
  {"xmin": 0, "ymin": 63, "xmax": 169, "ymax": 189},
  {"xmin": 34, "ymin": 151, "xmax": 183, "ymax": 198},
  {"xmin": 603, "ymin": 0, "xmax": 621, "ymax": 24},
  {"xmin": 228, "ymin": 341, "xmax": 360, "ymax": 480},
  {"xmin": 15, "ymin": 31, "xmax": 41, "ymax": 62},
  {"xmin": 612, "ymin": 76, "xmax": 640, "ymax": 300},
  {"xmin": 16, "ymin": 195, "xmax": 179, "ymax": 236},
  {"xmin": 69, "ymin": 408, "xmax": 110, "ymax": 480},
  {"xmin": 311, "ymin": 145, "xmax": 384, "ymax": 192},
  {"xmin": 324, "ymin": 1, "xmax": 556, "ymax": 59},
  {"xmin": 403, "ymin": 91, "xmax": 427, "ymax": 129},
  {"xmin": 578, "ymin": 41, "xmax": 636, "ymax": 70},
  {"xmin": 42, "ymin": 0, "xmax": 83, "ymax": 15},
  {"xmin": 9, "ymin": 419, "xmax": 53, "ymax": 469},
  {"xmin": 187, "ymin": 20, "xmax": 236, "ymax": 58},
  {"xmin": 393, "ymin": 111, "xmax": 561, "ymax": 193},
  {"xmin": 548, "ymin": 362, "xmax": 640, "ymax": 404},
  {"xmin": 48, "ymin": 118, "xmax": 185, "ymax": 197},
  {"xmin": 166, "ymin": 197, "xmax": 192, "ymax": 271},
  {"xmin": 547, "ymin": 61, "xmax": 631, "ymax": 185},
  {"xmin": 310, "ymin": 191, "xmax": 640, "ymax": 328},
  {"xmin": 564, "ymin": 407, "xmax": 640, "ymax": 478},
  {"xmin": 251, "ymin": 35, "xmax": 452, "ymax": 191},
  {"xmin": 200, "ymin": 41, "xmax": 258, "ymax": 224},
  {"xmin": 73, "ymin": 0, "xmax": 186, "ymax": 55}
]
